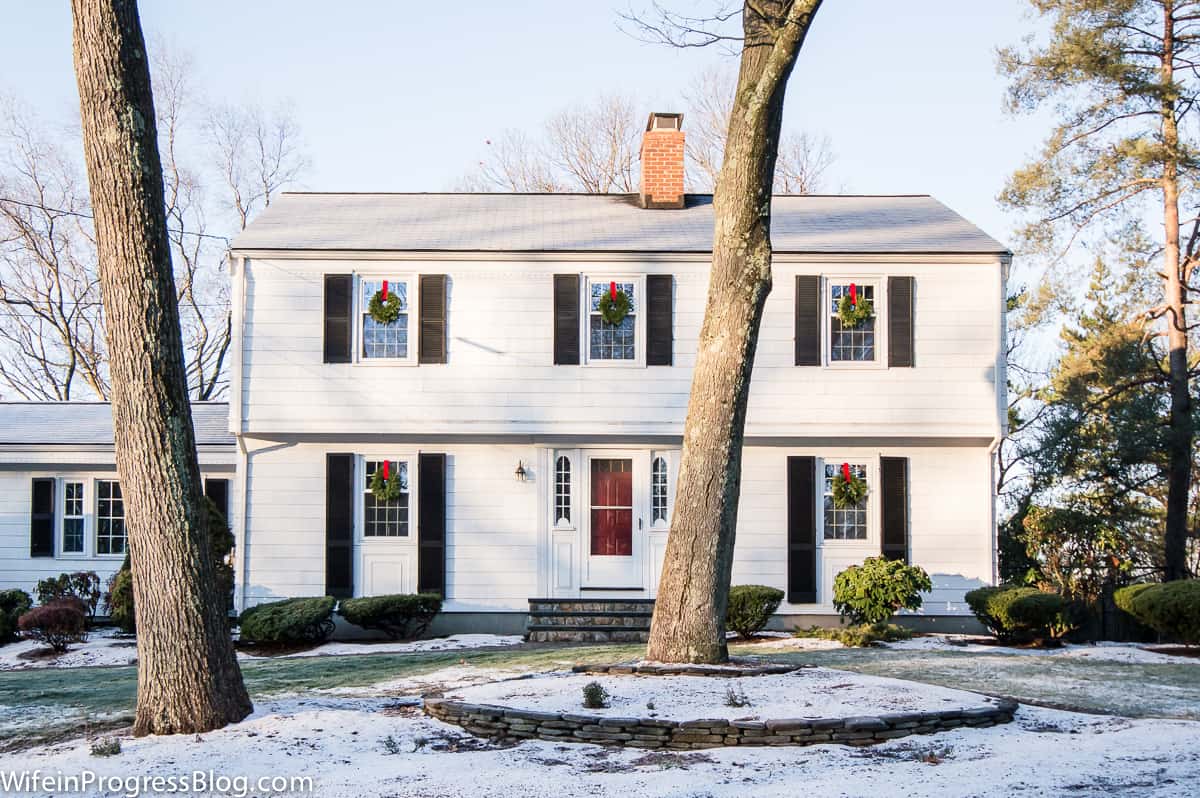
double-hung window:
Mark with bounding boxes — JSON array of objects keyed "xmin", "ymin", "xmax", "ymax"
[
  {"xmin": 363, "ymin": 459, "xmax": 410, "ymax": 537},
  {"xmin": 586, "ymin": 278, "xmax": 640, "ymax": 364},
  {"xmin": 359, "ymin": 277, "xmax": 413, "ymax": 362},
  {"xmin": 62, "ymin": 480, "xmax": 85, "ymax": 554},
  {"xmin": 822, "ymin": 462, "xmax": 868, "ymax": 541},
  {"xmin": 96, "ymin": 479, "xmax": 126, "ymax": 555},
  {"xmin": 828, "ymin": 281, "xmax": 878, "ymax": 364}
]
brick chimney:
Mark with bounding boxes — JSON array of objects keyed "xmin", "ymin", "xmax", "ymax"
[{"xmin": 639, "ymin": 112, "xmax": 685, "ymax": 209}]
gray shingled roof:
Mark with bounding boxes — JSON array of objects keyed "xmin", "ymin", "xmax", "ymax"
[
  {"xmin": 231, "ymin": 193, "xmax": 1007, "ymax": 255},
  {"xmin": 0, "ymin": 403, "xmax": 233, "ymax": 446}
]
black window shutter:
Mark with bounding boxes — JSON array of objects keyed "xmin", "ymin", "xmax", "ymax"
[
  {"xmin": 419, "ymin": 274, "xmax": 448, "ymax": 364},
  {"xmin": 888, "ymin": 276, "xmax": 914, "ymax": 368},
  {"xmin": 786, "ymin": 456, "xmax": 817, "ymax": 603},
  {"xmin": 325, "ymin": 453, "xmax": 355, "ymax": 598},
  {"xmin": 30, "ymin": 478, "xmax": 55, "ymax": 558},
  {"xmin": 881, "ymin": 457, "xmax": 910, "ymax": 562},
  {"xmin": 646, "ymin": 274, "xmax": 674, "ymax": 366},
  {"xmin": 553, "ymin": 274, "xmax": 580, "ymax": 365},
  {"xmin": 204, "ymin": 478, "xmax": 230, "ymax": 526},
  {"xmin": 795, "ymin": 275, "xmax": 821, "ymax": 366},
  {"xmin": 417, "ymin": 453, "xmax": 447, "ymax": 597},
  {"xmin": 323, "ymin": 274, "xmax": 353, "ymax": 364}
]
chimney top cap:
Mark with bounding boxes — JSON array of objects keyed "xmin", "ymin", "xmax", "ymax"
[{"xmin": 645, "ymin": 112, "xmax": 683, "ymax": 132}]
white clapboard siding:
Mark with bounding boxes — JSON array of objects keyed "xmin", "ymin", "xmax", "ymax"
[{"xmin": 237, "ymin": 258, "xmax": 1003, "ymax": 438}]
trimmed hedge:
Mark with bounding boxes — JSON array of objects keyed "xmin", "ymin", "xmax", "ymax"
[
  {"xmin": 338, "ymin": 593, "xmax": 443, "ymax": 640},
  {"xmin": 966, "ymin": 585, "xmax": 1069, "ymax": 643},
  {"xmin": 238, "ymin": 596, "xmax": 336, "ymax": 645},
  {"xmin": 18, "ymin": 598, "xmax": 88, "ymax": 652},
  {"xmin": 795, "ymin": 622, "xmax": 913, "ymax": 647},
  {"xmin": 725, "ymin": 585, "xmax": 784, "ymax": 639},
  {"xmin": 1114, "ymin": 580, "xmax": 1200, "ymax": 645},
  {"xmin": 0, "ymin": 589, "xmax": 32, "ymax": 645},
  {"xmin": 833, "ymin": 557, "xmax": 932, "ymax": 625}
]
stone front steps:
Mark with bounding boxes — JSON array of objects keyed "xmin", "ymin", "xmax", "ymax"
[{"xmin": 526, "ymin": 598, "xmax": 654, "ymax": 643}]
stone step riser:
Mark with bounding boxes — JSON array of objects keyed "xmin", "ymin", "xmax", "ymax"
[
  {"xmin": 528, "ymin": 629, "xmax": 651, "ymax": 643},
  {"xmin": 529, "ymin": 601, "xmax": 655, "ymax": 614},
  {"xmin": 529, "ymin": 615, "xmax": 651, "ymax": 628}
]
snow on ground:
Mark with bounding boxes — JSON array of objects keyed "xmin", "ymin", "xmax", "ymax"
[
  {"xmin": 6, "ymin": 683, "xmax": 1198, "ymax": 798},
  {"xmin": 450, "ymin": 668, "xmax": 989, "ymax": 721},
  {"xmin": 736, "ymin": 635, "xmax": 847, "ymax": 652},
  {"xmin": 882, "ymin": 635, "xmax": 1200, "ymax": 665},
  {"xmin": 0, "ymin": 633, "xmax": 524, "ymax": 671}
]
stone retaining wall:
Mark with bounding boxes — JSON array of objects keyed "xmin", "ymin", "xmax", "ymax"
[{"xmin": 423, "ymin": 697, "xmax": 1019, "ymax": 749}]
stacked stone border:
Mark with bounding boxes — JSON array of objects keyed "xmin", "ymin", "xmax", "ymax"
[
  {"xmin": 571, "ymin": 662, "xmax": 801, "ymax": 678},
  {"xmin": 423, "ymin": 696, "xmax": 1019, "ymax": 749}
]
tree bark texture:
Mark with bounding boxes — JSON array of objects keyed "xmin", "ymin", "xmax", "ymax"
[
  {"xmin": 646, "ymin": 1, "xmax": 824, "ymax": 664},
  {"xmin": 70, "ymin": 0, "xmax": 252, "ymax": 734},
  {"xmin": 1160, "ymin": 5, "xmax": 1194, "ymax": 581}
]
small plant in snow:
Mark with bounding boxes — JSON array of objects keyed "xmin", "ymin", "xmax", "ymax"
[
  {"xmin": 581, "ymin": 681, "xmax": 610, "ymax": 709},
  {"xmin": 381, "ymin": 735, "xmax": 401, "ymax": 755},
  {"xmin": 412, "ymin": 735, "xmax": 428, "ymax": 752},
  {"xmin": 724, "ymin": 684, "xmax": 751, "ymax": 708},
  {"xmin": 645, "ymin": 700, "xmax": 655, "ymax": 711},
  {"xmin": 90, "ymin": 737, "xmax": 121, "ymax": 757}
]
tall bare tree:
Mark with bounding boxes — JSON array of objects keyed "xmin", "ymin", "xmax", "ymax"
[
  {"xmin": 0, "ymin": 99, "xmax": 108, "ymax": 399},
  {"xmin": 1000, "ymin": 0, "xmax": 1200, "ymax": 580},
  {"xmin": 625, "ymin": 0, "xmax": 825, "ymax": 664},
  {"xmin": 70, "ymin": 0, "xmax": 251, "ymax": 735},
  {"xmin": 683, "ymin": 64, "xmax": 835, "ymax": 192}
]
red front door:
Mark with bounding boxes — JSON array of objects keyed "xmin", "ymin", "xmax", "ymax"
[{"xmin": 590, "ymin": 458, "xmax": 633, "ymax": 556}]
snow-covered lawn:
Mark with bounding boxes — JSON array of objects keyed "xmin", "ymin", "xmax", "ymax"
[
  {"xmin": 0, "ymin": 631, "xmax": 523, "ymax": 671},
  {"xmin": 5, "ymin": 668, "xmax": 1198, "ymax": 798},
  {"xmin": 451, "ymin": 667, "xmax": 989, "ymax": 720}
]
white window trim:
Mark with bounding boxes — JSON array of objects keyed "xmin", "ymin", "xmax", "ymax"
[
  {"xmin": 582, "ymin": 274, "xmax": 647, "ymax": 368},
  {"xmin": 823, "ymin": 276, "xmax": 887, "ymax": 370},
  {"xmin": 93, "ymin": 477, "xmax": 127, "ymax": 558},
  {"xmin": 816, "ymin": 456, "xmax": 879, "ymax": 547},
  {"xmin": 58, "ymin": 478, "xmax": 89, "ymax": 558},
  {"xmin": 356, "ymin": 453, "xmax": 417, "ymax": 541},
  {"xmin": 353, "ymin": 273, "xmax": 418, "ymax": 367}
]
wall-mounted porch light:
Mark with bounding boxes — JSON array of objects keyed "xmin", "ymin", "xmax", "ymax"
[{"xmin": 515, "ymin": 461, "xmax": 529, "ymax": 482}]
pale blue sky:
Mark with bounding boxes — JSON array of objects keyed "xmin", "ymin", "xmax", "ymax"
[{"xmin": 4, "ymin": 1, "xmax": 1050, "ymax": 255}]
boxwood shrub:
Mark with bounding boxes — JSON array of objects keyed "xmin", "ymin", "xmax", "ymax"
[
  {"xmin": 965, "ymin": 585, "xmax": 1069, "ymax": 643},
  {"xmin": 337, "ymin": 593, "xmax": 443, "ymax": 640},
  {"xmin": 0, "ymin": 589, "xmax": 32, "ymax": 645},
  {"xmin": 833, "ymin": 557, "xmax": 932, "ymax": 625},
  {"xmin": 239, "ymin": 596, "xmax": 336, "ymax": 645},
  {"xmin": 725, "ymin": 585, "xmax": 784, "ymax": 639},
  {"xmin": 1114, "ymin": 580, "xmax": 1200, "ymax": 645}
]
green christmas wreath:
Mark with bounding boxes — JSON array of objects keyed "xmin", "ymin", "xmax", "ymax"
[
  {"xmin": 832, "ymin": 469, "xmax": 868, "ymax": 509},
  {"xmin": 369, "ymin": 465, "xmax": 405, "ymax": 502},
  {"xmin": 837, "ymin": 294, "xmax": 874, "ymax": 329},
  {"xmin": 368, "ymin": 291, "xmax": 402, "ymax": 325},
  {"xmin": 598, "ymin": 288, "xmax": 632, "ymax": 326}
]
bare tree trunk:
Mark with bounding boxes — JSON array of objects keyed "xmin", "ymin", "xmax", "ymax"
[
  {"xmin": 1160, "ymin": 6, "xmax": 1193, "ymax": 581},
  {"xmin": 646, "ymin": 1, "xmax": 824, "ymax": 664},
  {"xmin": 70, "ymin": 0, "xmax": 251, "ymax": 734}
]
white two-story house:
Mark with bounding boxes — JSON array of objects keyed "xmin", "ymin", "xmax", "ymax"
[{"xmin": 0, "ymin": 112, "xmax": 1008, "ymax": 637}]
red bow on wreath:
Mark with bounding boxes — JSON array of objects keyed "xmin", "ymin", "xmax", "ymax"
[
  {"xmin": 382, "ymin": 460, "xmax": 390, "ymax": 480},
  {"xmin": 610, "ymin": 281, "xmax": 617, "ymax": 301},
  {"xmin": 849, "ymin": 283, "xmax": 857, "ymax": 307},
  {"xmin": 382, "ymin": 280, "xmax": 389, "ymax": 301},
  {"xmin": 842, "ymin": 462, "xmax": 852, "ymax": 483}
]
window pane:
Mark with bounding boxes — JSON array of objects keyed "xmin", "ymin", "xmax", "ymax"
[
  {"xmin": 96, "ymin": 480, "xmax": 126, "ymax": 554},
  {"xmin": 829, "ymin": 284, "xmax": 876, "ymax": 362},
  {"xmin": 589, "ymin": 281, "xmax": 636, "ymax": 361},
  {"xmin": 822, "ymin": 463, "xmax": 867, "ymax": 540},
  {"xmin": 361, "ymin": 278, "xmax": 409, "ymax": 359},
  {"xmin": 364, "ymin": 460, "xmax": 409, "ymax": 537},
  {"xmin": 554, "ymin": 456, "xmax": 571, "ymax": 525},
  {"xmin": 651, "ymin": 457, "xmax": 669, "ymax": 525}
]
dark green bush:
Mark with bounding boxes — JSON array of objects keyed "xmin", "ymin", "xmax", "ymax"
[
  {"xmin": 239, "ymin": 596, "xmax": 336, "ymax": 645},
  {"xmin": 833, "ymin": 557, "xmax": 932, "ymax": 625},
  {"xmin": 794, "ymin": 622, "xmax": 913, "ymax": 647},
  {"xmin": 725, "ymin": 585, "xmax": 784, "ymax": 638},
  {"xmin": 36, "ymin": 572, "xmax": 101, "ymax": 622},
  {"xmin": 0, "ymin": 589, "xmax": 32, "ymax": 645},
  {"xmin": 101, "ymin": 497, "xmax": 234, "ymax": 635},
  {"xmin": 1114, "ymin": 580, "xmax": 1200, "ymax": 645},
  {"xmin": 966, "ymin": 585, "xmax": 1070, "ymax": 643},
  {"xmin": 18, "ymin": 598, "xmax": 88, "ymax": 652},
  {"xmin": 337, "ymin": 593, "xmax": 442, "ymax": 640}
]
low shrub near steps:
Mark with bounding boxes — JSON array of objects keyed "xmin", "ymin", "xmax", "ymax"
[
  {"xmin": 238, "ymin": 596, "xmax": 336, "ymax": 645},
  {"xmin": 338, "ymin": 593, "xmax": 443, "ymax": 640}
]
